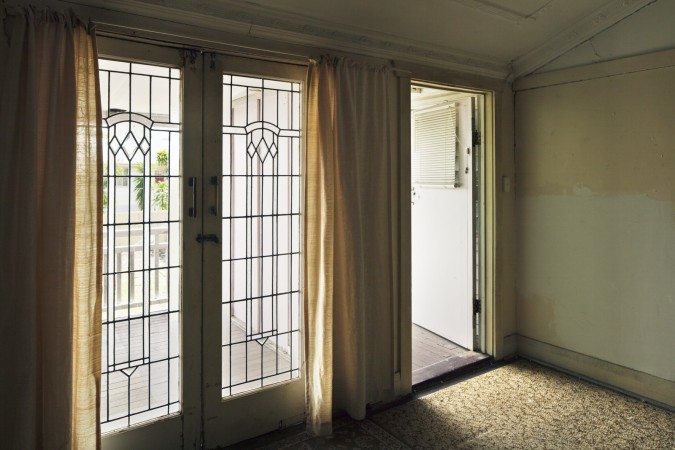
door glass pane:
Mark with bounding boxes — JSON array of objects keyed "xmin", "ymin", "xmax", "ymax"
[
  {"xmin": 100, "ymin": 59, "xmax": 181, "ymax": 433},
  {"xmin": 221, "ymin": 75, "xmax": 302, "ymax": 398}
]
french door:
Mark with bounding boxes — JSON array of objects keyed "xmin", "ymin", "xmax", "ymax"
[{"xmin": 98, "ymin": 37, "xmax": 306, "ymax": 449}]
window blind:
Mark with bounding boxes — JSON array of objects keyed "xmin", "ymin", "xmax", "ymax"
[{"xmin": 412, "ymin": 106, "xmax": 457, "ymax": 187}]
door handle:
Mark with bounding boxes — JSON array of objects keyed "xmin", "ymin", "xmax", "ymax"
[
  {"xmin": 210, "ymin": 175, "xmax": 219, "ymax": 216},
  {"xmin": 196, "ymin": 233, "xmax": 220, "ymax": 244},
  {"xmin": 188, "ymin": 177, "xmax": 197, "ymax": 217},
  {"xmin": 411, "ymin": 186, "xmax": 419, "ymax": 205}
]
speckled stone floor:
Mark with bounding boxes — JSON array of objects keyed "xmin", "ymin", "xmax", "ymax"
[{"xmin": 232, "ymin": 359, "xmax": 675, "ymax": 449}]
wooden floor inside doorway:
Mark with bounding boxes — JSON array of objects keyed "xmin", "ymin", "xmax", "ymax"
[{"xmin": 412, "ymin": 323, "xmax": 490, "ymax": 385}]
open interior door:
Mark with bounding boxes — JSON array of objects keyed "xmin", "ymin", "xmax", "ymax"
[{"xmin": 411, "ymin": 95, "xmax": 474, "ymax": 349}]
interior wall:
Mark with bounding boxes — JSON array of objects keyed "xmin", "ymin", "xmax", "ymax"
[{"xmin": 514, "ymin": 51, "xmax": 675, "ymax": 404}]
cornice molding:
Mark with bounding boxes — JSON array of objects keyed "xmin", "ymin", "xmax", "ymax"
[
  {"xmin": 73, "ymin": 0, "xmax": 252, "ymax": 35},
  {"xmin": 510, "ymin": 0, "xmax": 658, "ymax": 80},
  {"xmin": 450, "ymin": 0, "xmax": 554, "ymax": 22},
  {"xmin": 72, "ymin": 0, "xmax": 508, "ymax": 79},
  {"xmin": 248, "ymin": 21, "xmax": 506, "ymax": 79}
]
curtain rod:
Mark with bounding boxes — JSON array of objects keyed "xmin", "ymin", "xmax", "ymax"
[
  {"xmin": 94, "ymin": 23, "xmax": 311, "ymax": 68},
  {"xmin": 95, "ymin": 27, "xmax": 414, "ymax": 77}
]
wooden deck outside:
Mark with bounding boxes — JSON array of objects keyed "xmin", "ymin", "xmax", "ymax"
[
  {"xmin": 101, "ymin": 313, "xmax": 293, "ymax": 432},
  {"xmin": 222, "ymin": 320, "xmax": 295, "ymax": 396},
  {"xmin": 412, "ymin": 323, "xmax": 489, "ymax": 385}
]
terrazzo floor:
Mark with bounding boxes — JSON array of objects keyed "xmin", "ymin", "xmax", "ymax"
[{"xmin": 233, "ymin": 359, "xmax": 675, "ymax": 449}]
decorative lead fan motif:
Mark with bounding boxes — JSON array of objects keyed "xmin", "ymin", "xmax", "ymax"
[
  {"xmin": 246, "ymin": 122, "xmax": 280, "ymax": 161},
  {"xmin": 107, "ymin": 114, "xmax": 153, "ymax": 160}
]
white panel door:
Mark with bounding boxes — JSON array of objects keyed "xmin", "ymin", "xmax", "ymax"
[{"xmin": 411, "ymin": 97, "xmax": 473, "ymax": 349}]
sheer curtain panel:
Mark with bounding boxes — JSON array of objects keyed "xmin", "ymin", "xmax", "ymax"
[
  {"xmin": 305, "ymin": 56, "xmax": 400, "ymax": 435},
  {"xmin": 0, "ymin": 8, "xmax": 102, "ymax": 449}
]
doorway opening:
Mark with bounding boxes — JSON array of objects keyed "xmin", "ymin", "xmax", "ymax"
[{"xmin": 410, "ymin": 83, "xmax": 490, "ymax": 386}]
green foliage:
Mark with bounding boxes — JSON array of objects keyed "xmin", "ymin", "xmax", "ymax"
[
  {"xmin": 156, "ymin": 149, "xmax": 168, "ymax": 170},
  {"xmin": 133, "ymin": 176, "xmax": 145, "ymax": 210},
  {"xmin": 152, "ymin": 181, "xmax": 169, "ymax": 211},
  {"xmin": 130, "ymin": 150, "xmax": 170, "ymax": 211},
  {"xmin": 103, "ymin": 166, "xmax": 108, "ymax": 209}
]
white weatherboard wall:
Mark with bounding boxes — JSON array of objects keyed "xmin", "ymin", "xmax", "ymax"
[{"xmin": 514, "ymin": 51, "xmax": 675, "ymax": 407}]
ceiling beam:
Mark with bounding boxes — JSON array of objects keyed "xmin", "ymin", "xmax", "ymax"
[{"xmin": 510, "ymin": 0, "xmax": 658, "ymax": 80}]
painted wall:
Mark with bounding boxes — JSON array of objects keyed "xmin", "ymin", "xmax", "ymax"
[{"xmin": 515, "ymin": 56, "xmax": 675, "ymax": 388}]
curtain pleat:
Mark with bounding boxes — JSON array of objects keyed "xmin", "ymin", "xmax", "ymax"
[
  {"xmin": 0, "ymin": 8, "xmax": 101, "ymax": 449},
  {"xmin": 305, "ymin": 56, "xmax": 399, "ymax": 434},
  {"xmin": 305, "ymin": 59, "xmax": 336, "ymax": 436}
]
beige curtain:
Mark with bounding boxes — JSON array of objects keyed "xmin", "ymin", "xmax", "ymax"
[
  {"xmin": 0, "ymin": 8, "xmax": 102, "ymax": 449},
  {"xmin": 305, "ymin": 56, "xmax": 400, "ymax": 434}
]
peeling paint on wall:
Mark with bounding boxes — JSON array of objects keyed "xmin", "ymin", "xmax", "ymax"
[
  {"xmin": 515, "ymin": 60, "xmax": 675, "ymax": 382},
  {"xmin": 517, "ymin": 67, "xmax": 675, "ymax": 202}
]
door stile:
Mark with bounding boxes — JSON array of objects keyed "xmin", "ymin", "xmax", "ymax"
[
  {"xmin": 200, "ymin": 51, "xmax": 226, "ymax": 445},
  {"xmin": 180, "ymin": 49, "xmax": 205, "ymax": 450}
]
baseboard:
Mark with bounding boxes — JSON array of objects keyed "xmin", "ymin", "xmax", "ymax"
[
  {"xmin": 516, "ymin": 335, "xmax": 675, "ymax": 409},
  {"xmin": 501, "ymin": 334, "xmax": 518, "ymax": 359}
]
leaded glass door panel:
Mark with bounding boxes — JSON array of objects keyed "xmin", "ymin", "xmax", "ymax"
[
  {"xmin": 202, "ymin": 55, "xmax": 306, "ymax": 448},
  {"xmin": 97, "ymin": 38, "xmax": 305, "ymax": 450},
  {"xmin": 98, "ymin": 37, "xmax": 202, "ymax": 450}
]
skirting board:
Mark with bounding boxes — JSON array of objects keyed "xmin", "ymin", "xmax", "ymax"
[
  {"xmin": 517, "ymin": 335, "xmax": 675, "ymax": 409},
  {"xmin": 502, "ymin": 334, "xmax": 518, "ymax": 359}
]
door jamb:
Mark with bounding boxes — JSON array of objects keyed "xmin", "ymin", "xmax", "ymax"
[{"xmin": 397, "ymin": 79, "xmax": 496, "ymax": 397}]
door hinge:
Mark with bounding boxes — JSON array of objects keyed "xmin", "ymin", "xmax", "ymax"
[
  {"xmin": 473, "ymin": 298, "xmax": 481, "ymax": 314},
  {"xmin": 183, "ymin": 49, "xmax": 198, "ymax": 66},
  {"xmin": 472, "ymin": 130, "xmax": 481, "ymax": 147}
]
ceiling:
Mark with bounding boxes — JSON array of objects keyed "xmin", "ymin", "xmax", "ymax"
[
  {"xmin": 204, "ymin": 0, "xmax": 656, "ymax": 78},
  {"xmin": 242, "ymin": 0, "xmax": 611, "ymax": 64},
  {"xmin": 79, "ymin": 0, "xmax": 659, "ymax": 79}
]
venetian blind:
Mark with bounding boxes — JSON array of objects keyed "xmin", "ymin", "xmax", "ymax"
[{"xmin": 412, "ymin": 106, "xmax": 457, "ymax": 187}]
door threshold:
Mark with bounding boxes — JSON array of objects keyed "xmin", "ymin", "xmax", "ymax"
[
  {"xmin": 412, "ymin": 352, "xmax": 492, "ymax": 391},
  {"xmin": 412, "ymin": 323, "xmax": 491, "ymax": 390}
]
